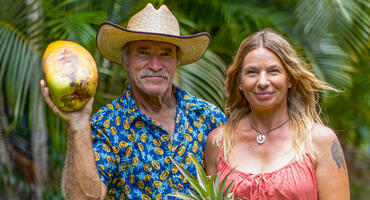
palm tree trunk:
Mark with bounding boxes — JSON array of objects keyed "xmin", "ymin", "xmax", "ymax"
[
  {"xmin": 31, "ymin": 98, "xmax": 48, "ymax": 200},
  {"xmin": 26, "ymin": 0, "xmax": 48, "ymax": 199},
  {"xmin": 0, "ymin": 90, "xmax": 12, "ymax": 171},
  {"xmin": 0, "ymin": 90, "xmax": 19, "ymax": 200}
]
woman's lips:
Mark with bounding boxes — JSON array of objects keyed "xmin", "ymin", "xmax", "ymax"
[{"xmin": 254, "ymin": 92, "xmax": 274, "ymax": 99}]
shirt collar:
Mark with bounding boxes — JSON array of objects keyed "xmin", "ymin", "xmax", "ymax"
[
  {"xmin": 172, "ymin": 84, "xmax": 208, "ymax": 111},
  {"xmin": 119, "ymin": 84, "xmax": 208, "ymax": 125}
]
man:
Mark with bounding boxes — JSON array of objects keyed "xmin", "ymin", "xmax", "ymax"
[{"xmin": 40, "ymin": 3, "xmax": 227, "ymax": 200}]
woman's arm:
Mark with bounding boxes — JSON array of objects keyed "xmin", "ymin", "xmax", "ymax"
[
  {"xmin": 312, "ymin": 125, "xmax": 350, "ymax": 200},
  {"xmin": 204, "ymin": 127, "xmax": 222, "ymax": 176}
]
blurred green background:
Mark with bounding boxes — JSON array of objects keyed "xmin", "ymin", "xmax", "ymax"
[{"xmin": 0, "ymin": 0, "xmax": 368, "ymax": 199}]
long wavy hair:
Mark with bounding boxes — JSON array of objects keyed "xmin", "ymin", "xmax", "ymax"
[{"xmin": 215, "ymin": 28, "xmax": 336, "ymax": 159}]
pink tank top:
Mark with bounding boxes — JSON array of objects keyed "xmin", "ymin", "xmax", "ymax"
[{"xmin": 217, "ymin": 152, "xmax": 318, "ymax": 200}]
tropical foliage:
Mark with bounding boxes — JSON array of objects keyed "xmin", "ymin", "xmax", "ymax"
[
  {"xmin": 169, "ymin": 153, "xmax": 238, "ymax": 200},
  {"xmin": 0, "ymin": 0, "xmax": 368, "ymax": 199}
]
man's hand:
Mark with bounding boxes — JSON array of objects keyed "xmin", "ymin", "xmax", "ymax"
[{"xmin": 40, "ymin": 79, "xmax": 94, "ymax": 126}]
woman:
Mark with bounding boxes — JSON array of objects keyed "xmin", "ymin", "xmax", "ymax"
[{"xmin": 205, "ymin": 29, "xmax": 349, "ymax": 199}]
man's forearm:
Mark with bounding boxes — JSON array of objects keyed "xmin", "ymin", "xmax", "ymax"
[{"xmin": 62, "ymin": 122, "xmax": 105, "ymax": 199}]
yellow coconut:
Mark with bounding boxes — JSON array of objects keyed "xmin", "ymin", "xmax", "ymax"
[{"xmin": 42, "ymin": 41, "xmax": 98, "ymax": 112}]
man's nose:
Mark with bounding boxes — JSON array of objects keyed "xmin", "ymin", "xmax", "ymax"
[
  {"xmin": 257, "ymin": 72, "xmax": 269, "ymax": 88},
  {"xmin": 148, "ymin": 54, "xmax": 162, "ymax": 71}
]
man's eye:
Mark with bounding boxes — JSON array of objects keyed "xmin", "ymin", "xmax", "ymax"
[
  {"xmin": 138, "ymin": 51, "xmax": 150, "ymax": 55},
  {"xmin": 160, "ymin": 52, "xmax": 171, "ymax": 56}
]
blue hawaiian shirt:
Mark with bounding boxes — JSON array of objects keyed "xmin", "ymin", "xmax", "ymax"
[{"xmin": 90, "ymin": 85, "xmax": 227, "ymax": 200}]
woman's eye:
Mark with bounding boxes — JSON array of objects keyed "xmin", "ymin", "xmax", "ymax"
[
  {"xmin": 247, "ymin": 71, "xmax": 257, "ymax": 75},
  {"xmin": 270, "ymin": 69, "xmax": 279, "ymax": 73}
]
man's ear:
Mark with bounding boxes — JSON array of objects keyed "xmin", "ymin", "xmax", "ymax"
[
  {"xmin": 122, "ymin": 62, "xmax": 128, "ymax": 71},
  {"xmin": 122, "ymin": 56, "xmax": 128, "ymax": 71}
]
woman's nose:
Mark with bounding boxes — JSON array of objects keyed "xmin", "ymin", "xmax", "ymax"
[{"xmin": 257, "ymin": 72, "xmax": 269, "ymax": 88}]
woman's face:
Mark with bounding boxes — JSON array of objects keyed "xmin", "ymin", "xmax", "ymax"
[{"xmin": 239, "ymin": 47, "xmax": 292, "ymax": 111}]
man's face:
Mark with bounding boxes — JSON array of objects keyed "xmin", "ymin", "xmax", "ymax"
[{"xmin": 124, "ymin": 41, "xmax": 178, "ymax": 97}]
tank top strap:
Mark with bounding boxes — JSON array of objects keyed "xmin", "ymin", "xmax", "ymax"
[{"xmin": 302, "ymin": 152, "xmax": 315, "ymax": 168}]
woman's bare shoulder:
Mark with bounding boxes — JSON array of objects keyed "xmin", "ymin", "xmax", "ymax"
[
  {"xmin": 311, "ymin": 123, "xmax": 337, "ymax": 144},
  {"xmin": 311, "ymin": 123, "xmax": 341, "ymax": 159},
  {"xmin": 207, "ymin": 126, "xmax": 223, "ymax": 143}
]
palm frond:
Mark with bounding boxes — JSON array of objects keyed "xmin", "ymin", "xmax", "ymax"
[
  {"xmin": 307, "ymin": 34, "xmax": 354, "ymax": 88},
  {"xmin": 293, "ymin": 0, "xmax": 370, "ymax": 89},
  {"xmin": 296, "ymin": 0, "xmax": 369, "ymax": 57},
  {"xmin": 0, "ymin": 23, "xmax": 39, "ymax": 123},
  {"xmin": 176, "ymin": 50, "xmax": 227, "ymax": 110},
  {"xmin": 333, "ymin": 0, "xmax": 369, "ymax": 57},
  {"xmin": 295, "ymin": 0, "xmax": 333, "ymax": 41}
]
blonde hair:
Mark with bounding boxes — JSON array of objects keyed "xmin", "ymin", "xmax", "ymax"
[{"xmin": 215, "ymin": 28, "xmax": 336, "ymax": 159}]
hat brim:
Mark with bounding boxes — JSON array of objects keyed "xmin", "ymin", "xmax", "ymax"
[{"xmin": 96, "ymin": 21, "xmax": 211, "ymax": 66}]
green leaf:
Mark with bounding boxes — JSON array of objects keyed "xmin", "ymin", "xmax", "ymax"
[
  {"xmin": 207, "ymin": 175, "xmax": 216, "ymax": 199},
  {"xmin": 187, "ymin": 188, "xmax": 202, "ymax": 199},
  {"xmin": 224, "ymin": 180, "xmax": 235, "ymax": 197},
  {"xmin": 176, "ymin": 50, "xmax": 227, "ymax": 110},
  {"xmin": 167, "ymin": 192, "xmax": 200, "ymax": 200},
  {"xmin": 219, "ymin": 167, "xmax": 236, "ymax": 199},
  {"xmin": 169, "ymin": 156, "xmax": 197, "ymax": 183},
  {"xmin": 214, "ymin": 173, "xmax": 220, "ymax": 199},
  {"xmin": 189, "ymin": 153, "xmax": 209, "ymax": 190},
  {"xmin": 169, "ymin": 156, "xmax": 207, "ymax": 197}
]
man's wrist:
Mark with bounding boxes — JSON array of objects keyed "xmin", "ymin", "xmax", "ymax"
[{"xmin": 68, "ymin": 119, "xmax": 91, "ymax": 134}]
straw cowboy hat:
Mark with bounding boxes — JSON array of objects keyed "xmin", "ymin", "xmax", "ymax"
[{"xmin": 96, "ymin": 3, "xmax": 211, "ymax": 66}]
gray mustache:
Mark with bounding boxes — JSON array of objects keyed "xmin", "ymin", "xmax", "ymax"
[{"xmin": 139, "ymin": 69, "xmax": 169, "ymax": 79}]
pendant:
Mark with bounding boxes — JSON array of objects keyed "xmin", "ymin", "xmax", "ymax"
[{"xmin": 256, "ymin": 133, "xmax": 265, "ymax": 144}]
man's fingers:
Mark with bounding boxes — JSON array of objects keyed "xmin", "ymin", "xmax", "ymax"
[
  {"xmin": 86, "ymin": 96, "xmax": 94, "ymax": 106},
  {"xmin": 40, "ymin": 79, "xmax": 49, "ymax": 98},
  {"xmin": 40, "ymin": 79, "xmax": 53, "ymax": 106},
  {"xmin": 40, "ymin": 79, "xmax": 62, "ymax": 116},
  {"xmin": 40, "ymin": 79, "xmax": 46, "ymax": 87}
]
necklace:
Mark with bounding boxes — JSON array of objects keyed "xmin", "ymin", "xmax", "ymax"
[{"xmin": 249, "ymin": 116, "xmax": 290, "ymax": 144}]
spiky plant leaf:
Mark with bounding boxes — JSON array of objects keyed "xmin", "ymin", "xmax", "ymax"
[
  {"xmin": 217, "ymin": 166, "xmax": 237, "ymax": 200},
  {"xmin": 224, "ymin": 180, "xmax": 235, "ymax": 198},
  {"xmin": 214, "ymin": 173, "xmax": 220, "ymax": 197},
  {"xmin": 189, "ymin": 152, "xmax": 209, "ymax": 191},
  {"xmin": 169, "ymin": 153, "xmax": 237, "ymax": 200},
  {"xmin": 207, "ymin": 175, "xmax": 216, "ymax": 199},
  {"xmin": 168, "ymin": 192, "xmax": 200, "ymax": 200},
  {"xmin": 187, "ymin": 188, "xmax": 202, "ymax": 200},
  {"xmin": 169, "ymin": 156, "xmax": 207, "ymax": 197}
]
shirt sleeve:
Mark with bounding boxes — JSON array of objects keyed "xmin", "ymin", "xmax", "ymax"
[
  {"xmin": 90, "ymin": 119, "xmax": 117, "ymax": 187},
  {"xmin": 211, "ymin": 106, "xmax": 228, "ymax": 128}
]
